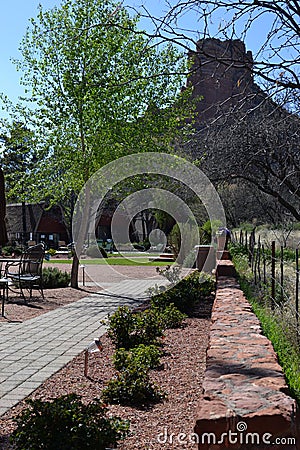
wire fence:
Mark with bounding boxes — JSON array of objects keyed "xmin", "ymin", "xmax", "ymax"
[{"xmin": 233, "ymin": 229, "xmax": 300, "ymax": 346}]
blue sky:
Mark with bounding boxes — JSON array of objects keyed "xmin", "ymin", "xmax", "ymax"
[
  {"xmin": 0, "ymin": 0, "xmax": 173, "ymax": 105},
  {"xmin": 0, "ymin": 1, "xmax": 58, "ymax": 105},
  {"xmin": 0, "ymin": 0, "xmax": 271, "ymax": 109}
]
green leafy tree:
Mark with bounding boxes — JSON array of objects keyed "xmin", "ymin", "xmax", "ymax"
[
  {"xmin": 0, "ymin": 122, "xmax": 36, "ymax": 202},
  {"xmin": 2, "ymin": 0, "xmax": 195, "ymax": 287}
]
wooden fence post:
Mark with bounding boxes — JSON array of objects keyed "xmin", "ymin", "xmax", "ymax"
[
  {"xmin": 271, "ymin": 241, "xmax": 276, "ymax": 309},
  {"xmin": 262, "ymin": 244, "xmax": 266, "ymax": 285},
  {"xmin": 257, "ymin": 237, "xmax": 261, "ymax": 283},
  {"xmin": 296, "ymin": 248, "xmax": 299, "ymax": 339},
  {"xmin": 280, "ymin": 246, "xmax": 284, "ymax": 303},
  {"xmin": 249, "ymin": 229, "xmax": 255, "ymax": 266}
]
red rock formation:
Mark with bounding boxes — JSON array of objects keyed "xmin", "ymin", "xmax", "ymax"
[{"xmin": 188, "ymin": 38, "xmax": 257, "ymax": 123}]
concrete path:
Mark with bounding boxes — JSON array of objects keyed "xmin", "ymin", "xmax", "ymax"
[{"xmin": 0, "ymin": 279, "xmax": 164, "ymax": 416}]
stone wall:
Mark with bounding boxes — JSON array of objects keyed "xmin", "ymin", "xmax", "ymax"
[{"xmin": 194, "ymin": 269, "xmax": 299, "ymax": 449}]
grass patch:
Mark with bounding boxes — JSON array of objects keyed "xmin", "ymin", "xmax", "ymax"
[
  {"xmin": 230, "ymin": 245, "xmax": 300, "ymax": 406},
  {"xmin": 249, "ymin": 295, "xmax": 300, "ymax": 403},
  {"xmin": 46, "ymin": 257, "xmax": 171, "ymax": 266}
]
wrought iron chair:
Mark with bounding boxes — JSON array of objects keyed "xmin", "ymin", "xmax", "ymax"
[
  {"xmin": 0, "ymin": 262, "xmax": 10, "ymax": 316},
  {"xmin": 6, "ymin": 243, "xmax": 45, "ymax": 302}
]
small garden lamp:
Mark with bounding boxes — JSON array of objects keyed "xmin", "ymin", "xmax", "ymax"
[
  {"xmin": 84, "ymin": 338, "xmax": 103, "ymax": 377},
  {"xmin": 80, "ymin": 264, "xmax": 86, "ymax": 286}
]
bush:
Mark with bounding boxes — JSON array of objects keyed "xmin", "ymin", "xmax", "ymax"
[
  {"xmin": 102, "ymin": 345, "xmax": 165, "ymax": 405},
  {"xmin": 154, "ymin": 303, "xmax": 187, "ymax": 329},
  {"xmin": 187, "ymin": 271, "xmax": 215, "ymax": 298},
  {"xmin": 2, "ymin": 245, "xmax": 23, "ymax": 256},
  {"xmin": 106, "ymin": 306, "xmax": 164, "ymax": 350},
  {"xmin": 141, "ymin": 238, "xmax": 151, "ymax": 250},
  {"xmin": 199, "ymin": 220, "xmax": 212, "ymax": 244},
  {"xmin": 156, "ymin": 265, "xmax": 181, "ymax": 285},
  {"xmin": 135, "ymin": 308, "xmax": 164, "ymax": 345},
  {"xmin": 42, "ymin": 267, "xmax": 71, "ymax": 288},
  {"xmin": 102, "ymin": 374, "xmax": 164, "ymax": 406},
  {"xmin": 10, "ymin": 393, "xmax": 129, "ymax": 450},
  {"xmin": 106, "ymin": 306, "xmax": 137, "ymax": 350},
  {"xmin": 104, "ymin": 280, "xmax": 191, "ymax": 407},
  {"xmin": 228, "ymin": 242, "xmax": 248, "ymax": 258},
  {"xmin": 47, "ymin": 248, "xmax": 57, "ymax": 256},
  {"xmin": 151, "ymin": 271, "xmax": 215, "ymax": 313},
  {"xmin": 114, "ymin": 344, "xmax": 161, "ymax": 371},
  {"xmin": 85, "ymin": 245, "xmax": 108, "ymax": 258}
]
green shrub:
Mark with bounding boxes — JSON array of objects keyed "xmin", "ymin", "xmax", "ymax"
[
  {"xmin": 106, "ymin": 306, "xmax": 164, "ymax": 350},
  {"xmin": 85, "ymin": 245, "xmax": 108, "ymax": 258},
  {"xmin": 42, "ymin": 267, "xmax": 71, "ymax": 288},
  {"xmin": 106, "ymin": 306, "xmax": 137, "ymax": 350},
  {"xmin": 155, "ymin": 303, "xmax": 187, "ymax": 329},
  {"xmin": 135, "ymin": 308, "xmax": 164, "ymax": 345},
  {"xmin": 2, "ymin": 245, "xmax": 22, "ymax": 256},
  {"xmin": 141, "ymin": 239, "xmax": 151, "ymax": 250},
  {"xmin": 188, "ymin": 271, "xmax": 215, "ymax": 297},
  {"xmin": 10, "ymin": 393, "xmax": 129, "ymax": 450},
  {"xmin": 114, "ymin": 344, "xmax": 161, "ymax": 371},
  {"xmin": 199, "ymin": 220, "xmax": 212, "ymax": 244},
  {"xmin": 228, "ymin": 242, "xmax": 249, "ymax": 258},
  {"xmin": 151, "ymin": 271, "xmax": 215, "ymax": 313},
  {"xmin": 102, "ymin": 345, "xmax": 165, "ymax": 405},
  {"xmin": 47, "ymin": 248, "xmax": 57, "ymax": 256},
  {"xmin": 199, "ymin": 219, "xmax": 222, "ymax": 244},
  {"xmin": 102, "ymin": 374, "xmax": 164, "ymax": 406},
  {"xmin": 168, "ymin": 223, "xmax": 181, "ymax": 256}
]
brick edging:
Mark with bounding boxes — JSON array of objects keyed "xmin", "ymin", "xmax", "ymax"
[{"xmin": 194, "ymin": 272, "xmax": 299, "ymax": 449}]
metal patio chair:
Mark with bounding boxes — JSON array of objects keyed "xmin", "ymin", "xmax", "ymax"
[
  {"xmin": 6, "ymin": 243, "xmax": 45, "ymax": 302},
  {"xmin": 0, "ymin": 262, "xmax": 10, "ymax": 316}
]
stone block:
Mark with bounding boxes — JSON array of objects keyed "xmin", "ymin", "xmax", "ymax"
[{"xmin": 216, "ymin": 261, "xmax": 237, "ymax": 278}]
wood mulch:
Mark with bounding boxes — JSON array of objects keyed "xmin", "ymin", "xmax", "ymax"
[{"xmin": 0, "ymin": 285, "xmax": 213, "ymax": 449}]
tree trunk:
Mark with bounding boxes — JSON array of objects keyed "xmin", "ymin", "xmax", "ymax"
[
  {"xmin": 0, "ymin": 167, "xmax": 8, "ymax": 246},
  {"xmin": 70, "ymin": 185, "xmax": 90, "ymax": 290},
  {"xmin": 71, "ymin": 252, "xmax": 79, "ymax": 289}
]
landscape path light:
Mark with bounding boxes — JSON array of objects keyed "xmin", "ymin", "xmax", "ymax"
[
  {"xmin": 80, "ymin": 264, "xmax": 86, "ymax": 286},
  {"xmin": 84, "ymin": 338, "xmax": 103, "ymax": 377}
]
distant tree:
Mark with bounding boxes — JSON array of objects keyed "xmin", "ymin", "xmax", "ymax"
[
  {"xmin": 1, "ymin": 0, "xmax": 194, "ymax": 287},
  {"xmin": 197, "ymin": 103, "xmax": 300, "ymax": 221},
  {"xmin": 0, "ymin": 167, "xmax": 8, "ymax": 247},
  {"xmin": 0, "ymin": 122, "xmax": 35, "ymax": 203}
]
